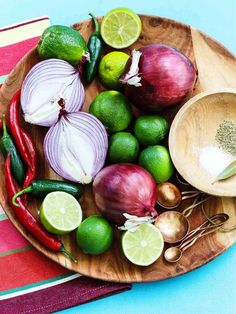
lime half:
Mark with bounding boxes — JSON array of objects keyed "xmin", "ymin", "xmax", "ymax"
[
  {"xmin": 40, "ymin": 191, "xmax": 82, "ymax": 235},
  {"xmin": 101, "ymin": 8, "xmax": 142, "ymax": 49},
  {"xmin": 122, "ymin": 223, "xmax": 164, "ymax": 266}
]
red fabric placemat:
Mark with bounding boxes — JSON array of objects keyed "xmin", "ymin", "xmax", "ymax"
[{"xmin": 0, "ymin": 17, "xmax": 131, "ymax": 313}]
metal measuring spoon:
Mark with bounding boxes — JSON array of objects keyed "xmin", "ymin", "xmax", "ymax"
[
  {"xmin": 164, "ymin": 213, "xmax": 229, "ymax": 263},
  {"xmin": 155, "ymin": 195, "xmax": 210, "ymax": 243},
  {"xmin": 156, "ymin": 182, "xmax": 201, "ymax": 209}
]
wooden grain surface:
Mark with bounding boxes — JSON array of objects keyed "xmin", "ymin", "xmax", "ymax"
[{"xmin": 0, "ymin": 15, "xmax": 236, "ymax": 283}]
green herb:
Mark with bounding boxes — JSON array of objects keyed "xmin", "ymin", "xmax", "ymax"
[
  {"xmin": 215, "ymin": 120, "xmax": 236, "ymax": 156},
  {"xmin": 214, "ymin": 160, "xmax": 236, "ymax": 182}
]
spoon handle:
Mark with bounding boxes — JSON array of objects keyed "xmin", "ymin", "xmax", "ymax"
[
  {"xmin": 180, "ymin": 222, "xmax": 225, "ymax": 252},
  {"xmin": 178, "ymin": 214, "xmax": 229, "ymax": 251},
  {"xmin": 179, "ymin": 213, "xmax": 229, "ymax": 245},
  {"xmin": 182, "ymin": 196, "xmax": 211, "ymax": 217},
  {"xmin": 181, "ymin": 196, "xmax": 199, "ymax": 218},
  {"xmin": 181, "ymin": 190, "xmax": 201, "ymax": 201},
  {"xmin": 180, "ymin": 217, "xmax": 225, "ymax": 244}
]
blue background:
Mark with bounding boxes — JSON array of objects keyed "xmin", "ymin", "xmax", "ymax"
[{"xmin": 1, "ymin": 1, "xmax": 236, "ymax": 313}]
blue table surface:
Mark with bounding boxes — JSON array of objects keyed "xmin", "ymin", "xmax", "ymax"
[{"xmin": 1, "ymin": 1, "xmax": 236, "ymax": 313}]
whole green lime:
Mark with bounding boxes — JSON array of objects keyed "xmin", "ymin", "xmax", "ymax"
[
  {"xmin": 89, "ymin": 90, "xmax": 132, "ymax": 133},
  {"xmin": 138, "ymin": 145, "xmax": 174, "ymax": 183},
  {"xmin": 99, "ymin": 51, "xmax": 129, "ymax": 90},
  {"xmin": 108, "ymin": 132, "xmax": 139, "ymax": 163},
  {"xmin": 37, "ymin": 25, "xmax": 88, "ymax": 66},
  {"xmin": 76, "ymin": 215, "xmax": 113, "ymax": 255},
  {"xmin": 134, "ymin": 115, "xmax": 169, "ymax": 146}
]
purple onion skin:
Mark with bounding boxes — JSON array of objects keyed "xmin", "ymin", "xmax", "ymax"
[
  {"xmin": 123, "ymin": 44, "xmax": 197, "ymax": 112},
  {"xmin": 93, "ymin": 164, "xmax": 157, "ymax": 226}
]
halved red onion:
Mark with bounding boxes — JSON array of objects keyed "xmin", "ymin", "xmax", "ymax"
[
  {"xmin": 21, "ymin": 59, "xmax": 85, "ymax": 127},
  {"xmin": 44, "ymin": 112, "xmax": 108, "ymax": 184}
]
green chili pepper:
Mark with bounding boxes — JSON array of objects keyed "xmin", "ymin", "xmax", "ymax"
[
  {"xmin": 12, "ymin": 179, "xmax": 83, "ymax": 206},
  {"xmin": 0, "ymin": 114, "xmax": 25, "ymax": 185},
  {"xmin": 83, "ymin": 13, "xmax": 102, "ymax": 84}
]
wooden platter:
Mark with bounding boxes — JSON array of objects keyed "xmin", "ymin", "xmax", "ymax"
[{"xmin": 0, "ymin": 15, "xmax": 236, "ymax": 283}]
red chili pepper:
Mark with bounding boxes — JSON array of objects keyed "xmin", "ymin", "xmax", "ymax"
[
  {"xmin": 21, "ymin": 129, "xmax": 37, "ymax": 183},
  {"xmin": 5, "ymin": 154, "xmax": 76, "ymax": 262},
  {"xmin": 0, "ymin": 115, "xmax": 37, "ymax": 183},
  {"xmin": 21, "ymin": 129, "xmax": 38, "ymax": 203},
  {"xmin": 0, "ymin": 116, "xmax": 37, "ymax": 202},
  {"xmin": 8, "ymin": 90, "xmax": 32, "ymax": 170}
]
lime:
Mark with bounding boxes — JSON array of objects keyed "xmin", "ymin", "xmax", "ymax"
[
  {"xmin": 89, "ymin": 90, "xmax": 132, "ymax": 133},
  {"xmin": 99, "ymin": 51, "xmax": 129, "ymax": 90},
  {"xmin": 101, "ymin": 8, "xmax": 142, "ymax": 49},
  {"xmin": 138, "ymin": 145, "xmax": 174, "ymax": 183},
  {"xmin": 40, "ymin": 191, "xmax": 82, "ymax": 235},
  {"xmin": 76, "ymin": 215, "xmax": 113, "ymax": 255},
  {"xmin": 37, "ymin": 25, "xmax": 89, "ymax": 66},
  {"xmin": 122, "ymin": 223, "xmax": 164, "ymax": 266},
  {"xmin": 134, "ymin": 115, "xmax": 169, "ymax": 146},
  {"xmin": 108, "ymin": 132, "xmax": 139, "ymax": 163}
]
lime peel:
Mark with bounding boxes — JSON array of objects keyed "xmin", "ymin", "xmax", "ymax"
[{"xmin": 76, "ymin": 215, "xmax": 113, "ymax": 255}]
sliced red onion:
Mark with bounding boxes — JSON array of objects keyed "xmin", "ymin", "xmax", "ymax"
[
  {"xmin": 21, "ymin": 59, "xmax": 85, "ymax": 127},
  {"xmin": 44, "ymin": 112, "xmax": 108, "ymax": 184}
]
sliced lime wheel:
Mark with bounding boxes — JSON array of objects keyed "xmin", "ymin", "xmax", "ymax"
[
  {"xmin": 101, "ymin": 8, "xmax": 142, "ymax": 49},
  {"xmin": 121, "ymin": 223, "xmax": 164, "ymax": 266},
  {"xmin": 40, "ymin": 191, "xmax": 82, "ymax": 235}
]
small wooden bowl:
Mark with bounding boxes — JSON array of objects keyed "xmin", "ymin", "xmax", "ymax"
[{"xmin": 169, "ymin": 89, "xmax": 236, "ymax": 197}]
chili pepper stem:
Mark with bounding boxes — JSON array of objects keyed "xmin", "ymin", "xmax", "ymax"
[
  {"xmin": 12, "ymin": 186, "xmax": 32, "ymax": 207},
  {"xmin": 60, "ymin": 246, "xmax": 77, "ymax": 263},
  {"xmin": 89, "ymin": 13, "xmax": 100, "ymax": 33},
  {"xmin": 2, "ymin": 114, "xmax": 8, "ymax": 137}
]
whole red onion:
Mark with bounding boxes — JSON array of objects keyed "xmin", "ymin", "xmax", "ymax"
[
  {"xmin": 93, "ymin": 164, "xmax": 157, "ymax": 225},
  {"xmin": 120, "ymin": 44, "xmax": 197, "ymax": 112}
]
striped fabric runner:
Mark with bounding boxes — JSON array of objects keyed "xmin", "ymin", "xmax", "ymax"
[
  {"xmin": 0, "ymin": 16, "xmax": 81, "ymax": 301},
  {"xmin": 0, "ymin": 17, "xmax": 49, "ymax": 83},
  {"xmin": 0, "ymin": 17, "xmax": 130, "ymax": 312}
]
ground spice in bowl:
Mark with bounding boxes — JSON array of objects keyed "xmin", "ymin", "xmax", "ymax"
[{"xmin": 215, "ymin": 120, "xmax": 236, "ymax": 156}]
